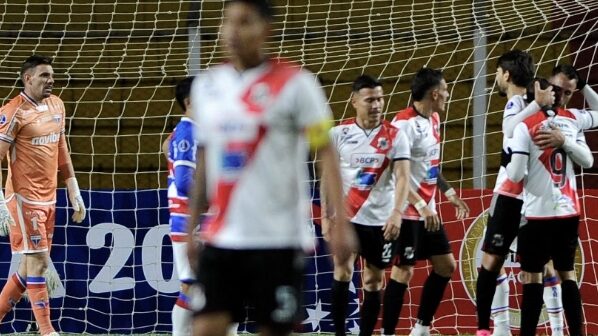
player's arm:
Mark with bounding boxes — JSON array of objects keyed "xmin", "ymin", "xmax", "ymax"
[
  {"xmin": 58, "ymin": 133, "xmax": 86, "ymax": 223},
  {"xmin": 383, "ymin": 159, "xmax": 409, "ymax": 240},
  {"xmin": 319, "ymin": 130, "xmax": 337, "ymax": 242},
  {"xmin": 437, "ymin": 173, "xmax": 469, "ymax": 220},
  {"xmin": 162, "ymin": 134, "xmax": 171, "ymax": 160},
  {"xmin": 503, "ymin": 81, "xmax": 554, "ymax": 138},
  {"xmin": 506, "ymin": 123, "xmax": 530, "ymax": 183},
  {"xmin": 563, "ymin": 131, "xmax": 594, "ymax": 169},
  {"xmin": 172, "ymin": 128, "xmax": 197, "ymax": 197},
  {"xmin": 0, "ymin": 141, "xmax": 14, "ymax": 236},
  {"xmin": 186, "ymin": 145, "xmax": 207, "ymax": 273}
]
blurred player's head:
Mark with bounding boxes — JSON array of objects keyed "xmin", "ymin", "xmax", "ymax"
[
  {"xmin": 550, "ymin": 64, "xmax": 580, "ymax": 106},
  {"xmin": 175, "ymin": 77, "xmax": 195, "ymax": 113},
  {"xmin": 495, "ymin": 50, "xmax": 534, "ymax": 96},
  {"xmin": 526, "ymin": 78, "xmax": 561, "ymax": 111},
  {"xmin": 222, "ymin": 0, "xmax": 274, "ymax": 68},
  {"xmin": 411, "ymin": 67, "xmax": 449, "ymax": 112},
  {"xmin": 20, "ymin": 54, "xmax": 54, "ymax": 101},
  {"xmin": 351, "ymin": 75, "xmax": 384, "ymax": 127}
]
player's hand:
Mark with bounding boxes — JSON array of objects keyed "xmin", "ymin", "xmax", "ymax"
[
  {"xmin": 321, "ymin": 216, "xmax": 334, "ymax": 242},
  {"xmin": 66, "ymin": 178, "xmax": 86, "ymax": 223},
  {"xmin": 534, "ymin": 80, "xmax": 555, "ymax": 107},
  {"xmin": 0, "ymin": 198, "xmax": 14, "ymax": 237},
  {"xmin": 447, "ymin": 195, "xmax": 470, "ymax": 220},
  {"xmin": 382, "ymin": 208, "xmax": 402, "ymax": 241},
  {"xmin": 328, "ymin": 217, "xmax": 358, "ymax": 264},
  {"xmin": 534, "ymin": 123, "xmax": 565, "ymax": 149},
  {"xmin": 422, "ymin": 206, "xmax": 440, "ymax": 232}
]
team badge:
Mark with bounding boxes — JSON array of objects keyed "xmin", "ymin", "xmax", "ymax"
[
  {"xmin": 377, "ymin": 137, "xmax": 389, "ymax": 150},
  {"xmin": 30, "ymin": 235, "xmax": 42, "ymax": 247},
  {"xmin": 177, "ymin": 139, "xmax": 190, "ymax": 153}
]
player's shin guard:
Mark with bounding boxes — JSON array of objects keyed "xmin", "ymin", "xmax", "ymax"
[
  {"xmin": 172, "ymin": 291, "xmax": 191, "ymax": 336},
  {"xmin": 331, "ymin": 280, "xmax": 350, "ymax": 336},
  {"xmin": 0, "ymin": 273, "xmax": 26, "ymax": 320},
  {"xmin": 519, "ymin": 283, "xmax": 543, "ymax": 336},
  {"xmin": 382, "ymin": 279, "xmax": 408, "ymax": 335},
  {"xmin": 359, "ymin": 290, "xmax": 381, "ymax": 336},
  {"xmin": 491, "ymin": 274, "xmax": 510, "ymax": 333},
  {"xmin": 27, "ymin": 276, "xmax": 55, "ymax": 335},
  {"xmin": 476, "ymin": 267, "xmax": 500, "ymax": 330},
  {"xmin": 561, "ymin": 280, "xmax": 583, "ymax": 336},
  {"xmin": 543, "ymin": 277, "xmax": 564, "ymax": 335},
  {"xmin": 416, "ymin": 271, "xmax": 451, "ymax": 326}
]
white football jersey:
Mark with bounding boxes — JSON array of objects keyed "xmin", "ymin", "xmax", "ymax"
[
  {"xmin": 493, "ymin": 95, "xmax": 527, "ymax": 199},
  {"xmin": 509, "ymin": 108, "xmax": 587, "ymax": 219},
  {"xmin": 191, "ymin": 60, "xmax": 332, "ymax": 250},
  {"xmin": 391, "ymin": 106, "xmax": 441, "ymax": 221},
  {"xmin": 331, "ymin": 119, "xmax": 410, "ymax": 226},
  {"xmin": 494, "ymin": 96, "xmax": 595, "ymax": 200}
]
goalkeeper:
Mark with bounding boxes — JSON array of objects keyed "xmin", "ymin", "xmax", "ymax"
[{"xmin": 0, "ymin": 55, "xmax": 86, "ymax": 336}]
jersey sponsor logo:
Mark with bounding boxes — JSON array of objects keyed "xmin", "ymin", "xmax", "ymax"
[
  {"xmin": 352, "ymin": 171, "xmax": 377, "ymax": 190},
  {"xmin": 459, "ymin": 210, "xmax": 584, "ymax": 328},
  {"xmin": 31, "ymin": 132, "xmax": 60, "ymax": 145},
  {"xmin": 0, "ymin": 114, "xmax": 6, "ymax": 125},
  {"xmin": 53, "ymin": 114, "xmax": 62, "ymax": 123},
  {"xmin": 350, "ymin": 153, "xmax": 384, "ymax": 168},
  {"xmin": 219, "ymin": 121, "xmax": 257, "ymax": 140},
  {"xmin": 426, "ymin": 165, "xmax": 439, "ymax": 182}
]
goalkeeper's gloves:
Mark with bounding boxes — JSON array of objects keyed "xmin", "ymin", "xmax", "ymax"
[
  {"xmin": 66, "ymin": 177, "xmax": 86, "ymax": 223},
  {"xmin": 0, "ymin": 189, "xmax": 14, "ymax": 237}
]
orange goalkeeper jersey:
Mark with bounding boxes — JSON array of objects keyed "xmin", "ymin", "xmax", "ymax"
[{"xmin": 0, "ymin": 92, "xmax": 65, "ymax": 203}]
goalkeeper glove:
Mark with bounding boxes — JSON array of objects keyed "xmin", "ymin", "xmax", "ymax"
[
  {"xmin": 0, "ymin": 189, "xmax": 14, "ymax": 237},
  {"xmin": 66, "ymin": 177, "xmax": 86, "ymax": 223}
]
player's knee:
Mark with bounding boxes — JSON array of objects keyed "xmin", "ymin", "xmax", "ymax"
[
  {"xmin": 362, "ymin": 268, "xmax": 384, "ymax": 291},
  {"xmin": 481, "ymin": 252, "xmax": 505, "ymax": 272},
  {"xmin": 557, "ymin": 270, "xmax": 576, "ymax": 282},
  {"xmin": 333, "ymin": 256, "xmax": 355, "ymax": 281},
  {"xmin": 25, "ymin": 253, "xmax": 49, "ymax": 276},
  {"xmin": 390, "ymin": 265, "xmax": 414, "ymax": 283},
  {"xmin": 434, "ymin": 259, "xmax": 456, "ymax": 278},
  {"xmin": 519, "ymin": 271, "xmax": 543, "ymax": 284}
]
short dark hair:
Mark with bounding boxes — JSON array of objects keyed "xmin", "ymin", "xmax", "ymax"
[
  {"xmin": 496, "ymin": 49, "xmax": 535, "ymax": 87},
  {"xmin": 20, "ymin": 55, "xmax": 53, "ymax": 78},
  {"xmin": 175, "ymin": 77, "xmax": 195, "ymax": 111},
  {"xmin": 352, "ymin": 75, "xmax": 382, "ymax": 92},
  {"xmin": 526, "ymin": 77, "xmax": 561, "ymax": 108},
  {"xmin": 552, "ymin": 64, "xmax": 580, "ymax": 82},
  {"xmin": 411, "ymin": 67, "xmax": 444, "ymax": 101},
  {"xmin": 225, "ymin": 0, "xmax": 274, "ymax": 20}
]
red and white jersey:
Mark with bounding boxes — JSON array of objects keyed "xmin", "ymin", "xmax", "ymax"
[
  {"xmin": 509, "ymin": 108, "xmax": 587, "ymax": 219},
  {"xmin": 191, "ymin": 59, "xmax": 332, "ymax": 251},
  {"xmin": 494, "ymin": 95, "xmax": 527, "ymax": 199},
  {"xmin": 331, "ymin": 119, "xmax": 410, "ymax": 226},
  {"xmin": 391, "ymin": 107, "xmax": 441, "ymax": 220},
  {"xmin": 494, "ymin": 96, "xmax": 595, "ymax": 200}
]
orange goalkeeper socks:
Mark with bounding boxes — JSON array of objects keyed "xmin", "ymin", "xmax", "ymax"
[
  {"xmin": 27, "ymin": 276, "xmax": 55, "ymax": 335},
  {"xmin": 0, "ymin": 273, "xmax": 27, "ymax": 320}
]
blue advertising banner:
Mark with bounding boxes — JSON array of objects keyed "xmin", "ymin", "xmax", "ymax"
[{"xmin": 0, "ymin": 190, "xmax": 357, "ymax": 334}]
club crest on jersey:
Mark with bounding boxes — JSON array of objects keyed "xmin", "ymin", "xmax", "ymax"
[
  {"xmin": 30, "ymin": 235, "xmax": 42, "ymax": 247},
  {"xmin": 377, "ymin": 137, "xmax": 389, "ymax": 150},
  {"xmin": 249, "ymin": 83, "xmax": 271, "ymax": 107},
  {"xmin": 177, "ymin": 139, "xmax": 191, "ymax": 153}
]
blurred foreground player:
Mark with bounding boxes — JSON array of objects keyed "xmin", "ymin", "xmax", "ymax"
[
  {"xmin": 0, "ymin": 55, "xmax": 86, "ymax": 336},
  {"xmin": 186, "ymin": 1, "xmax": 357, "ymax": 336}
]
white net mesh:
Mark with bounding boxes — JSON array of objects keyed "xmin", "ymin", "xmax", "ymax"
[{"xmin": 0, "ymin": 0, "xmax": 596, "ymax": 334}]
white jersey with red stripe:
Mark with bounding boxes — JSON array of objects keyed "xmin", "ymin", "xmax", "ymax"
[
  {"xmin": 391, "ymin": 106, "xmax": 441, "ymax": 221},
  {"xmin": 331, "ymin": 119, "xmax": 410, "ymax": 226},
  {"xmin": 509, "ymin": 108, "xmax": 586, "ymax": 219},
  {"xmin": 494, "ymin": 95, "xmax": 527, "ymax": 199},
  {"xmin": 191, "ymin": 60, "xmax": 332, "ymax": 251},
  {"xmin": 494, "ymin": 96, "xmax": 595, "ymax": 200}
]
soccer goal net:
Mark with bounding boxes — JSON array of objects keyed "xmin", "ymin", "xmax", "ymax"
[{"xmin": 0, "ymin": 0, "xmax": 597, "ymax": 334}]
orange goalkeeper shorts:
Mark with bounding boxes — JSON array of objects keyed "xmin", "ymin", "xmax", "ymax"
[{"xmin": 7, "ymin": 194, "xmax": 55, "ymax": 254}]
